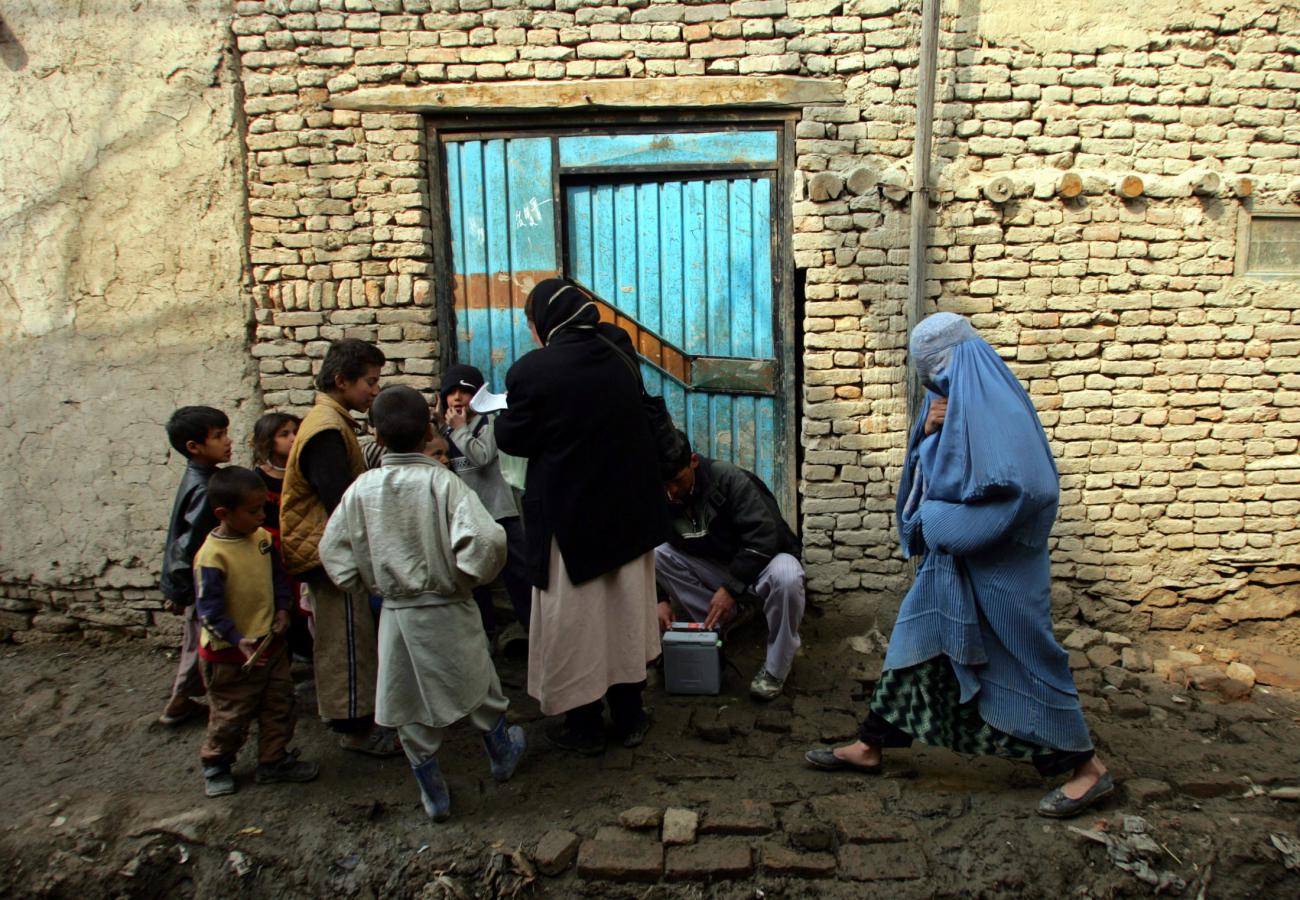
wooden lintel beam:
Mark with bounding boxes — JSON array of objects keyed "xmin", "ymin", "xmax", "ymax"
[{"xmin": 327, "ymin": 76, "xmax": 845, "ymax": 114}]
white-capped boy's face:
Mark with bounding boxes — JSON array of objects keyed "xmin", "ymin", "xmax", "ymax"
[{"xmin": 188, "ymin": 426, "xmax": 233, "ymax": 465}]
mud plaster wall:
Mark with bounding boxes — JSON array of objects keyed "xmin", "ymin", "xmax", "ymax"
[{"xmin": 0, "ymin": 1, "xmax": 260, "ymax": 641}]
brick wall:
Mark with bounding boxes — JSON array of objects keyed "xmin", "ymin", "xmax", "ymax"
[
  {"xmin": 228, "ymin": 0, "xmax": 1298, "ymax": 640},
  {"xmin": 924, "ymin": 9, "xmax": 1300, "ymax": 634}
]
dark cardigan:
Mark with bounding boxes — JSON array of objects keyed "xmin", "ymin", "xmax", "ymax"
[{"xmin": 495, "ymin": 323, "xmax": 673, "ymax": 587}]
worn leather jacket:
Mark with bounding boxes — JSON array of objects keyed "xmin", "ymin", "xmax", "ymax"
[
  {"xmin": 668, "ymin": 457, "xmax": 799, "ymax": 598},
  {"xmin": 160, "ymin": 461, "xmax": 219, "ymax": 606}
]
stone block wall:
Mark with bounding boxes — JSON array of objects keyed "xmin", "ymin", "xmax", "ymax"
[
  {"xmin": 246, "ymin": 99, "xmax": 439, "ymax": 408},
  {"xmin": 227, "ymin": 0, "xmax": 1299, "ymax": 639},
  {"xmin": 926, "ymin": 6, "xmax": 1300, "ymax": 633},
  {"xmin": 230, "ymin": 0, "xmax": 931, "ymax": 604}
]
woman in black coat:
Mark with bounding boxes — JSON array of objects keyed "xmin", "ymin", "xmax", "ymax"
[{"xmin": 495, "ymin": 278, "xmax": 673, "ymax": 754}]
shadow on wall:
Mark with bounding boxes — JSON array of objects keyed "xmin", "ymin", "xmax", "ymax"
[
  {"xmin": 0, "ymin": 307, "xmax": 260, "ymax": 588},
  {"xmin": 2, "ymin": 52, "xmax": 242, "ymax": 341},
  {"xmin": 0, "ymin": 15, "xmax": 28, "ymax": 71}
]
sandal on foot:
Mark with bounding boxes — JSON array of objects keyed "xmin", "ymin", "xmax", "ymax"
[
  {"xmin": 804, "ymin": 748, "xmax": 882, "ymax": 774},
  {"xmin": 1037, "ymin": 771, "xmax": 1115, "ymax": 818}
]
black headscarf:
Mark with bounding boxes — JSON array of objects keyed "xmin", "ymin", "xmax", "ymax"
[{"xmin": 527, "ymin": 277, "xmax": 600, "ymax": 345}]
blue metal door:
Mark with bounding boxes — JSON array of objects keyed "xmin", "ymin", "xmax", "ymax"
[
  {"xmin": 443, "ymin": 137, "xmax": 558, "ymax": 391},
  {"xmin": 442, "ymin": 128, "xmax": 789, "ymax": 508},
  {"xmin": 564, "ymin": 176, "xmax": 777, "ymax": 491}
]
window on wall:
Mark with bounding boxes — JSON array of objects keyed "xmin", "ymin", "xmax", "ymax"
[{"xmin": 1237, "ymin": 209, "xmax": 1300, "ymax": 277}]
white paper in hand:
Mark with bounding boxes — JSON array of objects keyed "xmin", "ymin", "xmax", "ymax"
[{"xmin": 469, "ymin": 383, "xmax": 508, "ymax": 414}]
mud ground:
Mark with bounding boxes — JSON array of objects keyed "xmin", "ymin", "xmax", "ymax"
[{"xmin": 2, "ymin": 607, "xmax": 1299, "ymax": 899}]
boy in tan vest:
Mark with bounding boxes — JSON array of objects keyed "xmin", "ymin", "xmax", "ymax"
[{"xmin": 280, "ymin": 338, "xmax": 398, "ymax": 755}]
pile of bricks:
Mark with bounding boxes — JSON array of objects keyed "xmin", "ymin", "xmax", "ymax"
[{"xmin": 530, "ymin": 794, "xmax": 925, "ymax": 884}]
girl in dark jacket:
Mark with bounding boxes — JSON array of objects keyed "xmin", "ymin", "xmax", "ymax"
[{"xmin": 495, "ymin": 278, "xmax": 673, "ymax": 755}]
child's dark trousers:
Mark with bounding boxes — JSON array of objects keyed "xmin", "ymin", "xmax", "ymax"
[{"xmin": 199, "ymin": 644, "xmax": 296, "ymax": 766}]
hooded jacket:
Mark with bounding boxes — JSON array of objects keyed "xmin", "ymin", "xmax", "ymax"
[{"xmin": 668, "ymin": 457, "xmax": 800, "ymax": 598}]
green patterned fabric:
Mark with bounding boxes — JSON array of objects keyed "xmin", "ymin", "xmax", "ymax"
[{"xmin": 870, "ymin": 658, "xmax": 1046, "ymax": 761}]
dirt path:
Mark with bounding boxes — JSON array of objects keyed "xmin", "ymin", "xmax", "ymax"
[{"xmin": 2, "ymin": 611, "xmax": 1298, "ymax": 898}]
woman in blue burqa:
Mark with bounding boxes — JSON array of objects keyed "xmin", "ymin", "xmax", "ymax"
[{"xmin": 805, "ymin": 312, "xmax": 1113, "ymax": 817}]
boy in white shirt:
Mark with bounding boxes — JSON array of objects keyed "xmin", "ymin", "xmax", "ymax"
[{"xmin": 319, "ymin": 385, "xmax": 524, "ymax": 821}]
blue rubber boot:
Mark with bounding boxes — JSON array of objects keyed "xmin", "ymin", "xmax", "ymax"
[
  {"xmin": 411, "ymin": 755, "xmax": 451, "ymax": 822},
  {"xmin": 482, "ymin": 715, "xmax": 527, "ymax": 783}
]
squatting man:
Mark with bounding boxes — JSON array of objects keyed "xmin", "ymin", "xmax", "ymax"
[{"xmin": 654, "ymin": 429, "xmax": 806, "ymax": 701}]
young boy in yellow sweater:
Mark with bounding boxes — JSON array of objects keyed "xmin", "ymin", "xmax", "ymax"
[{"xmin": 194, "ymin": 467, "xmax": 320, "ymax": 798}]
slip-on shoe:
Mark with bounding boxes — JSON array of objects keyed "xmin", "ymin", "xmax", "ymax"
[
  {"xmin": 804, "ymin": 747, "xmax": 882, "ymax": 774},
  {"xmin": 1037, "ymin": 771, "xmax": 1115, "ymax": 818}
]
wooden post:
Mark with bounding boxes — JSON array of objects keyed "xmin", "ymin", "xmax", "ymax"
[
  {"xmin": 1189, "ymin": 170, "xmax": 1222, "ymax": 196},
  {"xmin": 881, "ymin": 167, "xmax": 910, "ymax": 203},
  {"xmin": 1118, "ymin": 174, "xmax": 1145, "ymax": 199},
  {"xmin": 845, "ymin": 165, "xmax": 878, "ymax": 195},
  {"xmin": 1058, "ymin": 172, "xmax": 1083, "ymax": 199},
  {"xmin": 906, "ymin": 0, "xmax": 941, "ymax": 426},
  {"xmin": 982, "ymin": 176, "xmax": 1014, "ymax": 204}
]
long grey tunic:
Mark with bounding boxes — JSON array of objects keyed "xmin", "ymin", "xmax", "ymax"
[{"xmin": 320, "ymin": 453, "xmax": 507, "ymax": 727}]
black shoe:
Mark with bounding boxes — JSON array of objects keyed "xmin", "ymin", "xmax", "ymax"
[
  {"xmin": 1037, "ymin": 772, "xmax": 1115, "ymax": 818},
  {"xmin": 618, "ymin": 706, "xmax": 655, "ymax": 749},
  {"xmin": 255, "ymin": 755, "xmax": 320, "ymax": 784},
  {"xmin": 545, "ymin": 721, "xmax": 604, "ymax": 756},
  {"xmin": 804, "ymin": 748, "xmax": 882, "ymax": 774}
]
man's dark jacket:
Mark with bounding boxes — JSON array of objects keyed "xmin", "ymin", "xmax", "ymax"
[
  {"xmin": 669, "ymin": 457, "xmax": 800, "ymax": 598},
  {"xmin": 160, "ymin": 461, "xmax": 218, "ymax": 606},
  {"xmin": 495, "ymin": 323, "xmax": 673, "ymax": 587}
]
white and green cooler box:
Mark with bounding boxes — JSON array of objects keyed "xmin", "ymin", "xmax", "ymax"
[{"xmin": 662, "ymin": 622, "xmax": 722, "ymax": 696}]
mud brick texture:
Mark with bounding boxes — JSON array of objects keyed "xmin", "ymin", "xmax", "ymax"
[
  {"xmin": 5, "ymin": 1, "xmax": 1297, "ymax": 641},
  {"xmin": 576, "ymin": 840, "xmax": 665, "ymax": 882},
  {"xmin": 224, "ymin": 1, "xmax": 1300, "ymax": 643}
]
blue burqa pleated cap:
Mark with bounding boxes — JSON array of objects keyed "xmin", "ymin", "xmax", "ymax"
[{"xmin": 898, "ymin": 311, "xmax": 1059, "ymax": 552}]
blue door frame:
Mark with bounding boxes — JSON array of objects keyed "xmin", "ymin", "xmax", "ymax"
[{"xmin": 431, "ymin": 120, "xmax": 798, "ymax": 523}]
